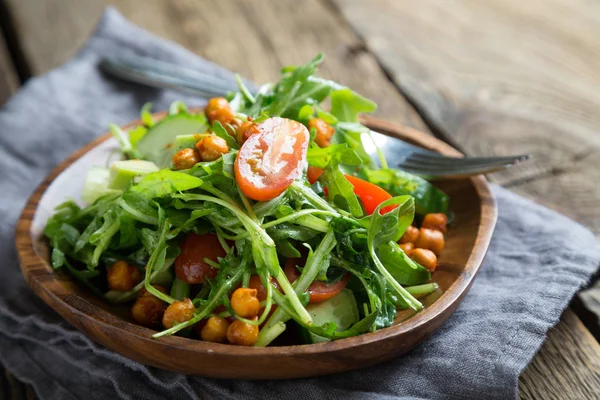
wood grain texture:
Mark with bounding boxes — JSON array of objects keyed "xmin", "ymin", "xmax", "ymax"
[
  {"xmin": 3, "ymin": 0, "xmax": 428, "ymax": 131},
  {"xmin": 330, "ymin": 0, "xmax": 600, "ymax": 237},
  {"xmin": 519, "ymin": 308, "xmax": 600, "ymax": 400},
  {"xmin": 0, "ymin": 29, "xmax": 18, "ymax": 105},
  {"xmin": 15, "ymin": 112, "xmax": 496, "ymax": 379}
]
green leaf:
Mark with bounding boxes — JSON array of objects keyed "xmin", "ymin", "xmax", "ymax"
[
  {"xmin": 132, "ymin": 170, "xmax": 203, "ymax": 198},
  {"xmin": 332, "ymin": 127, "xmax": 374, "ymax": 169},
  {"xmin": 364, "ymin": 168, "xmax": 449, "ymax": 215},
  {"xmin": 128, "ymin": 126, "xmax": 147, "ymax": 147},
  {"xmin": 307, "ymin": 143, "xmax": 362, "ymax": 169},
  {"xmin": 235, "ymin": 73, "xmax": 256, "ymax": 103},
  {"xmin": 118, "ymin": 191, "xmax": 159, "ymax": 225},
  {"xmin": 321, "ymin": 165, "xmax": 363, "ymax": 218},
  {"xmin": 330, "ymin": 88, "xmax": 377, "ymax": 122},
  {"xmin": 377, "ymin": 241, "xmax": 431, "ymax": 286},
  {"xmin": 170, "ymin": 277, "xmax": 191, "ymax": 301},
  {"xmin": 366, "ymin": 196, "xmax": 422, "ymax": 311},
  {"xmin": 297, "ymin": 104, "xmax": 315, "ymax": 122},
  {"xmin": 212, "ymin": 121, "xmax": 239, "ymax": 150},
  {"xmin": 169, "ymin": 100, "xmax": 188, "ymax": 115},
  {"xmin": 140, "ymin": 102, "xmax": 154, "ymax": 127},
  {"xmin": 275, "ymin": 240, "xmax": 302, "ymax": 258},
  {"xmin": 264, "ymin": 54, "xmax": 329, "ymax": 118}
]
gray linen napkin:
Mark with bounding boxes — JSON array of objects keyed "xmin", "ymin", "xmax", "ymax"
[{"xmin": 1, "ymin": 8, "xmax": 599, "ymax": 400}]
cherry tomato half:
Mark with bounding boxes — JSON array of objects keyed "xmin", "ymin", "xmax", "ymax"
[
  {"xmin": 235, "ymin": 117, "xmax": 309, "ymax": 201},
  {"xmin": 174, "ymin": 233, "xmax": 226, "ymax": 284},
  {"xmin": 306, "ymin": 167, "xmax": 394, "ymax": 215},
  {"xmin": 284, "ymin": 258, "xmax": 350, "ymax": 304}
]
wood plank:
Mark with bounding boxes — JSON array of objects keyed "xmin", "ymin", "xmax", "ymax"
[
  {"xmin": 331, "ymin": 0, "xmax": 600, "ymax": 237},
  {"xmin": 0, "ymin": 29, "xmax": 18, "ymax": 105},
  {"xmin": 508, "ymin": 152, "xmax": 600, "ymax": 239},
  {"xmin": 3, "ymin": 0, "xmax": 428, "ymax": 131},
  {"xmin": 519, "ymin": 308, "xmax": 600, "ymax": 400}
]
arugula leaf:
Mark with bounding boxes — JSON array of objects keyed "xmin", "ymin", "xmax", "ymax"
[
  {"xmin": 212, "ymin": 121, "xmax": 240, "ymax": 150},
  {"xmin": 364, "ymin": 168, "xmax": 450, "ymax": 215},
  {"xmin": 377, "ymin": 241, "xmax": 431, "ymax": 286},
  {"xmin": 132, "ymin": 170, "xmax": 203, "ymax": 198},
  {"xmin": 321, "ymin": 165, "xmax": 363, "ymax": 218},
  {"xmin": 263, "ymin": 54, "xmax": 326, "ymax": 117},
  {"xmin": 140, "ymin": 103, "xmax": 154, "ymax": 127},
  {"xmin": 306, "ymin": 143, "xmax": 364, "ymax": 217},
  {"xmin": 333, "ymin": 125, "xmax": 375, "ymax": 169},
  {"xmin": 118, "ymin": 191, "xmax": 159, "ymax": 225},
  {"xmin": 306, "ymin": 143, "xmax": 362, "ymax": 169},
  {"xmin": 330, "ymin": 88, "xmax": 377, "ymax": 122},
  {"xmin": 169, "ymin": 100, "xmax": 188, "ymax": 115},
  {"xmin": 128, "ymin": 126, "xmax": 146, "ymax": 148},
  {"xmin": 366, "ymin": 196, "xmax": 422, "ymax": 311}
]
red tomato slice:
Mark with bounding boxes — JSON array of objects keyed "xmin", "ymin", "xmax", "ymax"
[
  {"xmin": 174, "ymin": 233, "xmax": 226, "ymax": 284},
  {"xmin": 306, "ymin": 167, "xmax": 394, "ymax": 215},
  {"xmin": 307, "ymin": 166, "xmax": 323, "ymax": 185},
  {"xmin": 235, "ymin": 117, "xmax": 309, "ymax": 201},
  {"xmin": 344, "ymin": 175, "xmax": 395, "ymax": 215},
  {"xmin": 284, "ymin": 258, "xmax": 350, "ymax": 304}
]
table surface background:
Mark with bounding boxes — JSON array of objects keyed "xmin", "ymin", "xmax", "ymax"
[{"xmin": 0, "ymin": 0, "xmax": 599, "ymax": 399}]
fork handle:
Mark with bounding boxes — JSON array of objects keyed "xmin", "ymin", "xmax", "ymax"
[{"xmin": 99, "ymin": 54, "xmax": 247, "ymax": 98}]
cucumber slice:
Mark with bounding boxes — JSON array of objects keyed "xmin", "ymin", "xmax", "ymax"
[
  {"xmin": 301, "ymin": 288, "xmax": 359, "ymax": 344},
  {"xmin": 135, "ymin": 114, "xmax": 208, "ymax": 168},
  {"xmin": 81, "ymin": 167, "xmax": 121, "ymax": 204},
  {"xmin": 108, "ymin": 160, "xmax": 160, "ymax": 190}
]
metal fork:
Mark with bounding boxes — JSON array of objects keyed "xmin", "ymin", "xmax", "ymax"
[{"xmin": 100, "ymin": 55, "xmax": 531, "ymax": 178}]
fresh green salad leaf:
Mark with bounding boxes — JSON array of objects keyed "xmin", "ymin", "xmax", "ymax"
[
  {"xmin": 330, "ymin": 88, "xmax": 377, "ymax": 122},
  {"xmin": 364, "ymin": 168, "xmax": 449, "ymax": 215}
]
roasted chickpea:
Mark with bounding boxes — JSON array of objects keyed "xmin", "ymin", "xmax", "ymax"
[
  {"xmin": 422, "ymin": 213, "xmax": 449, "ymax": 234},
  {"xmin": 308, "ymin": 118, "xmax": 335, "ymax": 148},
  {"xmin": 236, "ymin": 121, "xmax": 258, "ymax": 144},
  {"xmin": 230, "ymin": 287, "xmax": 261, "ymax": 318},
  {"xmin": 162, "ymin": 298, "xmax": 195, "ymax": 329},
  {"xmin": 205, "ymin": 97, "xmax": 235, "ymax": 125},
  {"xmin": 399, "ymin": 242, "xmax": 414, "ymax": 254},
  {"xmin": 200, "ymin": 316, "xmax": 230, "ymax": 343},
  {"xmin": 399, "ymin": 225, "xmax": 420, "ymax": 244},
  {"xmin": 138, "ymin": 285, "xmax": 169, "ymax": 298},
  {"xmin": 195, "ymin": 135, "xmax": 229, "ymax": 161},
  {"xmin": 409, "ymin": 248, "xmax": 438, "ymax": 271},
  {"xmin": 414, "ymin": 228, "xmax": 445, "ymax": 256},
  {"xmin": 172, "ymin": 148, "xmax": 200, "ymax": 170},
  {"xmin": 107, "ymin": 260, "xmax": 141, "ymax": 291},
  {"xmin": 226, "ymin": 319, "xmax": 259, "ymax": 346},
  {"xmin": 131, "ymin": 296, "xmax": 166, "ymax": 327}
]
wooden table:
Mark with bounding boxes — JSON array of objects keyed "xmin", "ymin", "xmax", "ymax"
[{"xmin": 1, "ymin": 0, "xmax": 599, "ymax": 398}]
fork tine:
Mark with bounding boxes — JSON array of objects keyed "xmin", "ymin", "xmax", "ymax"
[
  {"xmin": 399, "ymin": 158, "xmax": 526, "ymax": 178},
  {"xmin": 397, "ymin": 154, "xmax": 531, "ymax": 170},
  {"xmin": 405, "ymin": 152, "xmax": 530, "ymax": 163},
  {"xmin": 399, "ymin": 154, "xmax": 529, "ymax": 168},
  {"xmin": 398, "ymin": 158, "xmax": 526, "ymax": 174}
]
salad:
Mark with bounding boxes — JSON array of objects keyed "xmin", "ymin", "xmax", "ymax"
[{"xmin": 44, "ymin": 54, "xmax": 450, "ymax": 347}]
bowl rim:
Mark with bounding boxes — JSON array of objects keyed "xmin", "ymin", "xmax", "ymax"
[{"xmin": 16, "ymin": 111, "xmax": 497, "ymax": 358}]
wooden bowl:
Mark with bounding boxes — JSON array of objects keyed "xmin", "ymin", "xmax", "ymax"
[{"xmin": 15, "ymin": 113, "xmax": 496, "ymax": 379}]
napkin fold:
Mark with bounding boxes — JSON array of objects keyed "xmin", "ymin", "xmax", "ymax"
[{"xmin": 1, "ymin": 8, "xmax": 599, "ymax": 400}]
